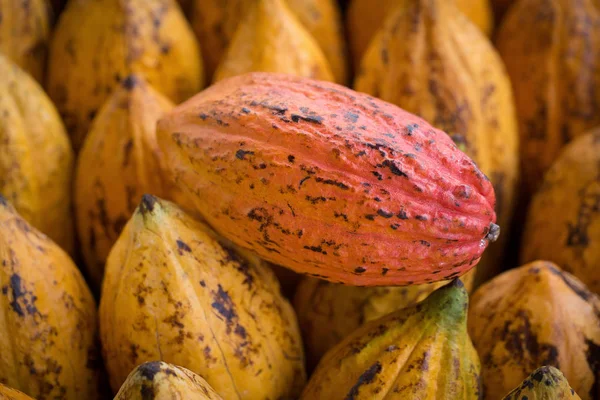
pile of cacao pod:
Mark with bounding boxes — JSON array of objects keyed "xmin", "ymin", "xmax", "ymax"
[{"xmin": 1, "ymin": 0, "xmax": 599, "ymax": 399}]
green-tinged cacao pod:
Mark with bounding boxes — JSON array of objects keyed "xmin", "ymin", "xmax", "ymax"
[
  {"xmin": 496, "ymin": 0, "xmax": 600, "ymax": 202},
  {"xmin": 114, "ymin": 361, "xmax": 223, "ymax": 400},
  {"xmin": 468, "ymin": 261, "xmax": 600, "ymax": 400},
  {"xmin": 74, "ymin": 75, "xmax": 189, "ymax": 291},
  {"xmin": 354, "ymin": 0, "xmax": 518, "ymax": 283},
  {"xmin": 0, "ymin": 53, "xmax": 74, "ymax": 255},
  {"xmin": 191, "ymin": 0, "xmax": 348, "ymax": 83},
  {"xmin": 502, "ymin": 366, "xmax": 582, "ymax": 400},
  {"xmin": 300, "ymin": 279, "xmax": 481, "ymax": 399},
  {"xmin": 294, "ymin": 268, "xmax": 477, "ymax": 368},
  {"xmin": 346, "ymin": 0, "xmax": 493, "ymax": 67},
  {"xmin": 157, "ymin": 72, "xmax": 498, "ymax": 286},
  {"xmin": 521, "ymin": 129, "xmax": 600, "ymax": 294},
  {"xmin": 99, "ymin": 195, "xmax": 306, "ymax": 398},
  {"xmin": 0, "ymin": 0, "xmax": 50, "ymax": 82},
  {"xmin": 47, "ymin": 0, "xmax": 204, "ymax": 152},
  {"xmin": 0, "ymin": 196, "xmax": 103, "ymax": 399},
  {"xmin": 213, "ymin": 0, "xmax": 335, "ymax": 83}
]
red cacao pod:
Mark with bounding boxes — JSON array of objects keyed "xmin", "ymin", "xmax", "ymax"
[{"xmin": 157, "ymin": 72, "xmax": 498, "ymax": 286}]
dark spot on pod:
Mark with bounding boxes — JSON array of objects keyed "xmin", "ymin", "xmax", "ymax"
[
  {"xmin": 485, "ymin": 223, "xmax": 500, "ymax": 242},
  {"xmin": 241, "ymin": 107, "xmax": 251, "ymax": 114},
  {"xmin": 236, "ymin": 149, "xmax": 254, "ymax": 160},
  {"xmin": 372, "ymin": 171, "xmax": 383, "ymax": 180},
  {"xmin": 345, "ymin": 112, "xmax": 359, "ymax": 123},
  {"xmin": 382, "ymin": 268, "xmax": 389, "ymax": 275},
  {"xmin": 176, "ymin": 239, "xmax": 191, "ymax": 253},
  {"xmin": 121, "ymin": 75, "xmax": 138, "ymax": 90},
  {"xmin": 140, "ymin": 383, "xmax": 154, "ymax": 399},
  {"xmin": 415, "ymin": 215, "xmax": 428, "ymax": 221},
  {"xmin": 138, "ymin": 361, "xmax": 163, "ymax": 380},
  {"xmin": 397, "ymin": 210, "xmax": 409, "ymax": 220},
  {"xmin": 315, "ymin": 177, "xmax": 349, "ymax": 190},
  {"xmin": 211, "ymin": 284, "xmax": 236, "ymax": 322},
  {"xmin": 0, "ymin": 195, "xmax": 7, "ymax": 207},
  {"xmin": 406, "ymin": 123, "xmax": 419, "ymax": 135},
  {"xmin": 291, "ymin": 114, "xmax": 323, "ymax": 124},
  {"xmin": 299, "ymin": 176, "xmax": 311, "ymax": 188},
  {"xmin": 288, "ymin": 155, "xmax": 295, "ymax": 163},
  {"xmin": 420, "ymin": 240, "xmax": 431, "ymax": 247},
  {"xmin": 139, "ymin": 194, "xmax": 157, "ymax": 214},
  {"xmin": 345, "ymin": 361, "xmax": 383, "ymax": 400},
  {"xmin": 88, "ymin": 109, "xmax": 97, "ymax": 121},
  {"xmin": 234, "ymin": 324, "xmax": 247, "ymax": 339},
  {"xmin": 199, "ymin": 113, "xmax": 209, "ymax": 120},
  {"xmin": 377, "ymin": 209, "xmax": 394, "ymax": 218},
  {"xmin": 380, "ymin": 160, "xmax": 408, "ymax": 178},
  {"xmin": 390, "ymin": 224, "xmax": 399, "ymax": 230},
  {"xmin": 365, "ymin": 214, "xmax": 376, "ymax": 221},
  {"xmin": 303, "ymin": 245, "xmax": 326, "ymax": 255},
  {"xmin": 355, "ymin": 267, "xmax": 366, "ymax": 274},
  {"xmin": 199, "ymin": 280, "xmax": 206, "ymax": 287}
]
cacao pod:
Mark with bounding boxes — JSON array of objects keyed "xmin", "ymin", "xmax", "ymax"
[
  {"xmin": 99, "ymin": 195, "xmax": 306, "ymax": 398},
  {"xmin": 157, "ymin": 72, "xmax": 498, "ymax": 286},
  {"xmin": 47, "ymin": 0, "xmax": 204, "ymax": 152},
  {"xmin": 521, "ymin": 129, "xmax": 600, "ymax": 294},
  {"xmin": 300, "ymin": 279, "xmax": 481, "ymax": 399},
  {"xmin": 213, "ymin": 0, "xmax": 335, "ymax": 83},
  {"xmin": 496, "ymin": 0, "xmax": 600, "ymax": 202},
  {"xmin": 114, "ymin": 361, "xmax": 223, "ymax": 400},
  {"xmin": 346, "ymin": 0, "xmax": 493, "ymax": 67},
  {"xmin": 354, "ymin": 0, "xmax": 518, "ymax": 284},
  {"xmin": 0, "ymin": 53, "xmax": 74, "ymax": 255},
  {"xmin": 294, "ymin": 268, "xmax": 476, "ymax": 369},
  {"xmin": 491, "ymin": 0, "xmax": 515, "ymax": 26},
  {"xmin": 0, "ymin": 385, "xmax": 34, "ymax": 400},
  {"xmin": 0, "ymin": 196, "xmax": 103, "ymax": 399},
  {"xmin": 502, "ymin": 366, "xmax": 582, "ymax": 400},
  {"xmin": 74, "ymin": 75, "xmax": 185, "ymax": 291},
  {"xmin": 0, "ymin": 0, "xmax": 49, "ymax": 83},
  {"xmin": 191, "ymin": 0, "xmax": 348, "ymax": 83},
  {"xmin": 468, "ymin": 261, "xmax": 600, "ymax": 400}
]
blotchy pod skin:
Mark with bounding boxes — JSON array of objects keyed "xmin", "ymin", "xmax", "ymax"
[{"xmin": 158, "ymin": 72, "xmax": 498, "ymax": 286}]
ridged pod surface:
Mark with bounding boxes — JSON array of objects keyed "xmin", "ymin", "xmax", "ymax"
[
  {"xmin": 354, "ymin": 0, "xmax": 518, "ymax": 283},
  {"xmin": 158, "ymin": 72, "xmax": 498, "ymax": 286},
  {"xmin": 0, "ymin": 197, "xmax": 102, "ymax": 399},
  {"xmin": 99, "ymin": 195, "xmax": 306, "ymax": 398},
  {"xmin": 468, "ymin": 261, "xmax": 600, "ymax": 400},
  {"xmin": 346, "ymin": 0, "xmax": 493, "ymax": 67},
  {"xmin": 47, "ymin": 0, "xmax": 204, "ymax": 152},
  {"xmin": 114, "ymin": 361, "xmax": 223, "ymax": 400},
  {"xmin": 294, "ymin": 268, "xmax": 476, "ymax": 368},
  {"xmin": 521, "ymin": 130, "xmax": 600, "ymax": 294},
  {"xmin": 191, "ymin": 0, "xmax": 348, "ymax": 83},
  {"xmin": 300, "ymin": 280, "xmax": 481, "ymax": 399},
  {"xmin": 0, "ymin": 0, "xmax": 49, "ymax": 82},
  {"xmin": 502, "ymin": 366, "xmax": 582, "ymax": 400},
  {"xmin": 496, "ymin": 0, "xmax": 600, "ymax": 201},
  {"xmin": 213, "ymin": 0, "xmax": 334, "ymax": 83},
  {"xmin": 0, "ymin": 54, "xmax": 74, "ymax": 255},
  {"xmin": 0, "ymin": 384, "xmax": 35, "ymax": 400},
  {"xmin": 74, "ymin": 75, "xmax": 184, "ymax": 291}
]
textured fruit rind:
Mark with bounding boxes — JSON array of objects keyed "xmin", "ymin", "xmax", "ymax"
[
  {"xmin": 0, "ymin": 53, "xmax": 74, "ymax": 255},
  {"xmin": 0, "ymin": 196, "xmax": 103, "ymax": 400},
  {"xmin": 100, "ymin": 195, "xmax": 306, "ymax": 399},
  {"xmin": 294, "ymin": 267, "xmax": 477, "ymax": 368},
  {"xmin": 521, "ymin": 129, "xmax": 600, "ymax": 294},
  {"xmin": 47, "ymin": 0, "xmax": 203, "ymax": 151},
  {"xmin": 468, "ymin": 261, "xmax": 600, "ymax": 400},
  {"xmin": 114, "ymin": 361, "xmax": 223, "ymax": 400},
  {"xmin": 300, "ymin": 279, "xmax": 481, "ymax": 399},
  {"xmin": 502, "ymin": 366, "xmax": 582, "ymax": 400},
  {"xmin": 158, "ymin": 72, "xmax": 497, "ymax": 286},
  {"xmin": 0, "ymin": 384, "xmax": 35, "ymax": 400},
  {"xmin": 213, "ymin": 0, "xmax": 335, "ymax": 83}
]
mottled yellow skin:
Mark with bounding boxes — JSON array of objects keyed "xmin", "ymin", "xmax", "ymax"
[
  {"xmin": 294, "ymin": 268, "xmax": 476, "ymax": 369},
  {"xmin": 0, "ymin": 384, "xmax": 35, "ymax": 400},
  {"xmin": 191, "ymin": 0, "xmax": 348, "ymax": 83},
  {"xmin": 0, "ymin": 54, "xmax": 74, "ymax": 255},
  {"xmin": 0, "ymin": 0, "xmax": 49, "ymax": 82},
  {"xmin": 346, "ymin": 0, "xmax": 493, "ymax": 67},
  {"xmin": 300, "ymin": 280, "xmax": 481, "ymax": 399},
  {"xmin": 100, "ymin": 195, "xmax": 306, "ymax": 398},
  {"xmin": 74, "ymin": 75, "xmax": 182, "ymax": 292},
  {"xmin": 114, "ymin": 361, "xmax": 223, "ymax": 400},
  {"xmin": 47, "ymin": 0, "xmax": 204, "ymax": 152},
  {"xmin": 521, "ymin": 130, "xmax": 600, "ymax": 294},
  {"xmin": 0, "ymin": 197, "xmax": 103, "ymax": 400},
  {"xmin": 496, "ymin": 0, "xmax": 600, "ymax": 202},
  {"xmin": 354, "ymin": 0, "xmax": 518, "ymax": 283},
  {"xmin": 468, "ymin": 261, "xmax": 600, "ymax": 400},
  {"xmin": 213, "ymin": 0, "xmax": 334, "ymax": 83},
  {"xmin": 502, "ymin": 366, "xmax": 582, "ymax": 400}
]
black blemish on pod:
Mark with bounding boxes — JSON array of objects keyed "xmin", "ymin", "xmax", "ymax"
[
  {"xmin": 137, "ymin": 361, "xmax": 163, "ymax": 380},
  {"xmin": 345, "ymin": 361, "xmax": 383, "ymax": 400},
  {"xmin": 291, "ymin": 114, "xmax": 323, "ymax": 124},
  {"xmin": 236, "ymin": 149, "xmax": 254, "ymax": 160},
  {"xmin": 176, "ymin": 239, "xmax": 191, "ymax": 253},
  {"xmin": 139, "ymin": 194, "xmax": 157, "ymax": 214},
  {"xmin": 354, "ymin": 267, "xmax": 367, "ymax": 274},
  {"xmin": 485, "ymin": 223, "xmax": 500, "ymax": 242},
  {"xmin": 0, "ymin": 194, "xmax": 7, "ymax": 207},
  {"xmin": 121, "ymin": 75, "xmax": 139, "ymax": 90}
]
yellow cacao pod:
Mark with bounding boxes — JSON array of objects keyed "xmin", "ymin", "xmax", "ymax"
[
  {"xmin": 213, "ymin": 0, "xmax": 334, "ymax": 83},
  {"xmin": 0, "ymin": 53, "xmax": 74, "ymax": 255},
  {"xmin": 300, "ymin": 280, "xmax": 481, "ymax": 399},
  {"xmin": 0, "ymin": 384, "xmax": 35, "ymax": 400},
  {"xmin": 502, "ymin": 366, "xmax": 582, "ymax": 400},
  {"xmin": 496, "ymin": 0, "xmax": 600, "ymax": 201},
  {"xmin": 191, "ymin": 0, "xmax": 348, "ymax": 83},
  {"xmin": 468, "ymin": 261, "xmax": 600, "ymax": 400},
  {"xmin": 47, "ymin": 0, "xmax": 204, "ymax": 152},
  {"xmin": 0, "ymin": 197, "xmax": 103, "ymax": 399},
  {"xmin": 99, "ymin": 195, "xmax": 306, "ymax": 398},
  {"xmin": 114, "ymin": 361, "xmax": 223, "ymax": 400}
]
